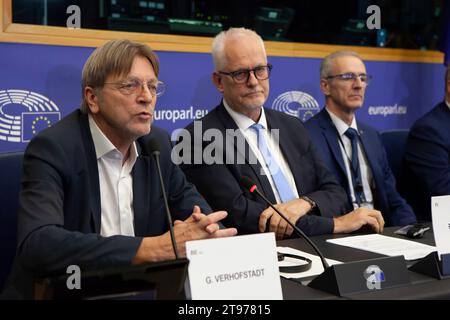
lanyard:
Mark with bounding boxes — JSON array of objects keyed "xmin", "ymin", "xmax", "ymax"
[{"xmin": 329, "ymin": 120, "xmax": 367, "ymax": 204}]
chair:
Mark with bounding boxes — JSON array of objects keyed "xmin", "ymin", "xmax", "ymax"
[
  {"xmin": 380, "ymin": 129, "xmax": 409, "ymax": 184},
  {"xmin": 0, "ymin": 152, "xmax": 23, "ymax": 291}
]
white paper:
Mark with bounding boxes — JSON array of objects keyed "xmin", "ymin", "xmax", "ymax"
[
  {"xmin": 326, "ymin": 234, "xmax": 436, "ymax": 261},
  {"xmin": 277, "ymin": 246, "xmax": 342, "ymax": 279},
  {"xmin": 431, "ymin": 195, "xmax": 450, "ymax": 258},
  {"xmin": 186, "ymin": 233, "xmax": 282, "ymax": 300}
]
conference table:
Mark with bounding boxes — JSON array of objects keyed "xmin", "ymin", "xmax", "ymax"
[
  {"xmin": 35, "ymin": 225, "xmax": 449, "ymax": 300},
  {"xmin": 279, "ymin": 226, "xmax": 450, "ymax": 300}
]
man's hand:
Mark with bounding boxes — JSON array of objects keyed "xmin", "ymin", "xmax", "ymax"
[
  {"xmin": 174, "ymin": 205, "xmax": 224, "ymax": 234},
  {"xmin": 258, "ymin": 198, "xmax": 312, "ymax": 240},
  {"xmin": 134, "ymin": 206, "xmax": 237, "ymax": 263},
  {"xmin": 333, "ymin": 207, "xmax": 385, "ymax": 234}
]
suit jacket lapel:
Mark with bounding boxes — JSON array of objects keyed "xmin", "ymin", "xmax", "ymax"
[
  {"xmin": 357, "ymin": 127, "xmax": 379, "ymax": 185},
  {"xmin": 318, "ymin": 109, "xmax": 347, "ymax": 176},
  {"xmin": 132, "ymin": 146, "xmax": 151, "ymax": 236},
  {"xmin": 265, "ymin": 110, "xmax": 304, "ymax": 195},
  {"xmin": 216, "ymin": 103, "xmax": 275, "ymax": 202},
  {"xmin": 79, "ymin": 113, "xmax": 101, "ymax": 233}
]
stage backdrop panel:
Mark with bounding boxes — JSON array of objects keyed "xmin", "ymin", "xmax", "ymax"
[{"xmin": 0, "ymin": 42, "xmax": 445, "ymax": 153}]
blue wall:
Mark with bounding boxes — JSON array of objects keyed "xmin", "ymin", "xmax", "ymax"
[{"xmin": 0, "ymin": 42, "xmax": 445, "ymax": 153}]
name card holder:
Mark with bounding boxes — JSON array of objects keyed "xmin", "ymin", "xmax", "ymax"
[
  {"xmin": 409, "ymin": 251, "xmax": 450, "ymax": 279},
  {"xmin": 308, "ymin": 255, "xmax": 410, "ymax": 296}
]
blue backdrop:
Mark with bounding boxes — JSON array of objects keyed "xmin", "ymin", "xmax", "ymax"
[{"xmin": 0, "ymin": 42, "xmax": 445, "ymax": 153}]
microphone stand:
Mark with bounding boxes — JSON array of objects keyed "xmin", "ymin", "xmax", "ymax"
[
  {"xmin": 149, "ymin": 139, "xmax": 180, "ymax": 259},
  {"xmin": 252, "ymin": 187, "xmax": 329, "ymax": 270}
]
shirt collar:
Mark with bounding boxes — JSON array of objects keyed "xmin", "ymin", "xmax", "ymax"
[
  {"xmin": 446, "ymin": 99, "xmax": 450, "ymax": 110},
  {"xmin": 223, "ymin": 99, "xmax": 268, "ymax": 131},
  {"xmin": 88, "ymin": 114, "xmax": 138, "ymax": 164},
  {"xmin": 325, "ymin": 107, "xmax": 358, "ymax": 137}
]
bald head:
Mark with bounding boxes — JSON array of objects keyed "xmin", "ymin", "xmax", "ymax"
[{"xmin": 320, "ymin": 50, "xmax": 364, "ymax": 79}]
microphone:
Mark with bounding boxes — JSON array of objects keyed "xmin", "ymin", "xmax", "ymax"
[
  {"xmin": 147, "ymin": 138, "xmax": 180, "ymax": 259},
  {"xmin": 239, "ymin": 176, "xmax": 329, "ymax": 270}
]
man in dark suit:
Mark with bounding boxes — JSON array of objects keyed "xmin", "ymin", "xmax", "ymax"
[
  {"xmin": 7, "ymin": 39, "xmax": 236, "ymax": 299},
  {"xmin": 404, "ymin": 64, "xmax": 450, "ymax": 221},
  {"xmin": 178, "ymin": 28, "xmax": 385, "ymax": 239},
  {"xmin": 305, "ymin": 51, "xmax": 416, "ymax": 227}
]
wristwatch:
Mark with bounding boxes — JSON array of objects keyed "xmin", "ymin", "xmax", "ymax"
[{"xmin": 300, "ymin": 196, "xmax": 317, "ymax": 211}]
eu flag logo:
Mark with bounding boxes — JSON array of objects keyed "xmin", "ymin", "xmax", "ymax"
[{"xmin": 21, "ymin": 112, "xmax": 61, "ymax": 142}]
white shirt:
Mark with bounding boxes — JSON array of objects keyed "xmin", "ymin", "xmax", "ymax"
[
  {"xmin": 325, "ymin": 108, "xmax": 374, "ymax": 209},
  {"xmin": 445, "ymin": 99, "xmax": 450, "ymax": 110},
  {"xmin": 88, "ymin": 115, "xmax": 138, "ymax": 237},
  {"xmin": 223, "ymin": 100, "xmax": 299, "ymax": 203}
]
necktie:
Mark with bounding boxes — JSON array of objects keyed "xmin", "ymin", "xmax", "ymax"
[
  {"xmin": 344, "ymin": 127, "xmax": 366, "ymax": 205},
  {"xmin": 250, "ymin": 123, "xmax": 296, "ymax": 203}
]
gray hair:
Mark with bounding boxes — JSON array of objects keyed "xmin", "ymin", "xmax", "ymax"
[
  {"xmin": 211, "ymin": 27, "xmax": 266, "ymax": 71},
  {"xmin": 320, "ymin": 50, "xmax": 363, "ymax": 79},
  {"xmin": 80, "ymin": 39, "xmax": 159, "ymax": 114}
]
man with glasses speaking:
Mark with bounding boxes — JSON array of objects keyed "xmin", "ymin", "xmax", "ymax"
[
  {"xmin": 179, "ymin": 28, "xmax": 384, "ymax": 240},
  {"xmin": 7, "ymin": 39, "xmax": 236, "ymax": 299},
  {"xmin": 305, "ymin": 51, "xmax": 416, "ymax": 227}
]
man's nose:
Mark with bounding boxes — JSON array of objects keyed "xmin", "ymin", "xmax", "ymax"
[
  {"xmin": 353, "ymin": 77, "xmax": 364, "ymax": 88},
  {"xmin": 246, "ymin": 71, "xmax": 259, "ymax": 86},
  {"xmin": 137, "ymin": 83, "xmax": 153, "ymax": 104}
]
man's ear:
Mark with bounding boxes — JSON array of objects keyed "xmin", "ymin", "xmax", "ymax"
[
  {"xmin": 212, "ymin": 72, "xmax": 224, "ymax": 93},
  {"xmin": 446, "ymin": 80, "xmax": 450, "ymax": 99},
  {"xmin": 85, "ymin": 87, "xmax": 100, "ymax": 114},
  {"xmin": 320, "ymin": 78, "xmax": 330, "ymax": 96}
]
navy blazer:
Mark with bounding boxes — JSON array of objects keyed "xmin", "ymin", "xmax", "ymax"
[
  {"xmin": 404, "ymin": 101, "xmax": 450, "ymax": 221},
  {"xmin": 178, "ymin": 103, "xmax": 348, "ymax": 236},
  {"xmin": 305, "ymin": 108, "xmax": 416, "ymax": 226},
  {"xmin": 7, "ymin": 110, "xmax": 210, "ymax": 298}
]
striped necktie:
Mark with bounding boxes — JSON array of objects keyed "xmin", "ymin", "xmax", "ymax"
[{"xmin": 250, "ymin": 123, "xmax": 296, "ymax": 203}]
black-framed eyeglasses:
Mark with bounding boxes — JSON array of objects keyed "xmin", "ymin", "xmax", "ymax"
[
  {"xmin": 326, "ymin": 72, "xmax": 372, "ymax": 85},
  {"xmin": 104, "ymin": 78, "xmax": 166, "ymax": 97},
  {"xmin": 218, "ymin": 64, "xmax": 273, "ymax": 83}
]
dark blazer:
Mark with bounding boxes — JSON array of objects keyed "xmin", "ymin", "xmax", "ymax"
[
  {"xmin": 178, "ymin": 103, "xmax": 348, "ymax": 236},
  {"xmin": 7, "ymin": 110, "xmax": 210, "ymax": 299},
  {"xmin": 305, "ymin": 108, "xmax": 416, "ymax": 226},
  {"xmin": 404, "ymin": 101, "xmax": 450, "ymax": 221}
]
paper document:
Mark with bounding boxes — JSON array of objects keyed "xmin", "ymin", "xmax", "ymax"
[
  {"xmin": 277, "ymin": 246, "xmax": 341, "ymax": 279},
  {"xmin": 327, "ymin": 234, "xmax": 436, "ymax": 261}
]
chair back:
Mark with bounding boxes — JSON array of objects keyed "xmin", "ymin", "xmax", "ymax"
[{"xmin": 380, "ymin": 129, "xmax": 409, "ymax": 183}]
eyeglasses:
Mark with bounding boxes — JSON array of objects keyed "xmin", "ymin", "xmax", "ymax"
[
  {"xmin": 104, "ymin": 78, "xmax": 166, "ymax": 97},
  {"xmin": 326, "ymin": 73, "xmax": 372, "ymax": 85},
  {"xmin": 218, "ymin": 64, "xmax": 273, "ymax": 83}
]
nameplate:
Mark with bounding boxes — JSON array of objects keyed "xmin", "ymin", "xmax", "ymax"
[
  {"xmin": 431, "ymin": 196, "xmax": 450, "ymax": 259},
  {"xmin": 409, "ymin": 196, "xmax": 450, "ymax": 278},
  {"xmin": 186, "ymin": 233, "xmax": 282, "ymax": 300}
]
